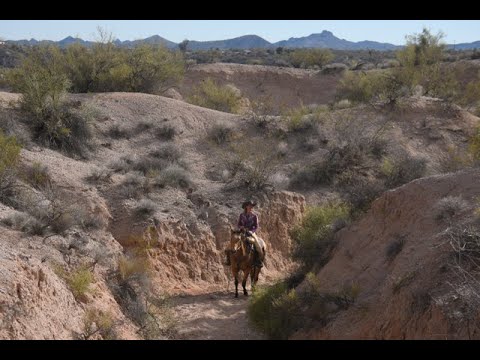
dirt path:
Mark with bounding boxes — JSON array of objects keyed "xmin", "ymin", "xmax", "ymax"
[{"xmin": 172, "ymin": 291, "xmax": 265, "ymax": 340}]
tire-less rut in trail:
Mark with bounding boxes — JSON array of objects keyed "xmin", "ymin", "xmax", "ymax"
[{"xmin": 172, "ymin": 291, "xmax": 265, "ymax": 340}]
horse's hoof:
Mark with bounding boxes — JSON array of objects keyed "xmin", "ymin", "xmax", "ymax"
[
  {"xmin": 235, "ymin": 293, "xmax": 239, "ymax": 298},
  {"xmin": 244, "ymin": 292, "xmax": 249, "ymax": 297}
]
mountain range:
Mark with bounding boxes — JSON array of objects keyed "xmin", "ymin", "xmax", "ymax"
[{"xmin": 5, "ymin": 31, "xmax": 480, "ymax": 51}]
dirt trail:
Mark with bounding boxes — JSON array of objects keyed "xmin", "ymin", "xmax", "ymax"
[{"xmin": 172, "ymin": 291, "xmax": 264, "ymax": 340}]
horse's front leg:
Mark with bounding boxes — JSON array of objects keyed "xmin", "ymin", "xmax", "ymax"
[
  {"xmin": 232, "ymin": 266, "xmax": 239, "ymax": 298},
  {"xmin": 251, "ymin": 267, "xmax": 259, "ymax": 292},
  {"xmin": 242, "ymin": 270, "xmax": 249, "ymax": 296}
]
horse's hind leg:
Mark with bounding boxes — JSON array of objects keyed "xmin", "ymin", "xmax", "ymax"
[{"xmin": 242, "ymin": 270, "xmax": 249, "ymax": 296}]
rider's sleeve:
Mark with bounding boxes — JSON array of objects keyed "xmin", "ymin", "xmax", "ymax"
[
  {"xmin": 238, "ymin": 213, "xmax": 244, "ymax": 228},
  {"xmin": 251, "ymin": 214, "xmax": 258, "ymax": 233}
]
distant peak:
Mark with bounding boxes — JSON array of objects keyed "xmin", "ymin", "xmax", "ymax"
[{"xmin": 320, "ymin": 30, "xmax": 334, "ymax": 36}]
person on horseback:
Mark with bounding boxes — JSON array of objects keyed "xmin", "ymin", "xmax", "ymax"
[{"xmin": 225, "ymin": 200, "xmax": 264, "ymax": 267}]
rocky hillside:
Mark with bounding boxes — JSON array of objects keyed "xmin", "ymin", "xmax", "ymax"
[
  {"xmin": 0, "ymin": 61, "xmax": 479, "ymax": 338},
  {"xmin": 0, "ymin": 91, "xmax": 305, "ymax": 339},
  {"xmin": 292, "ymin": 168, "xmax": 480, "ymax": 339}
]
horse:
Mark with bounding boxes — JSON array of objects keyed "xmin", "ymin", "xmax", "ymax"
[{"xmin": 227, "ymin": 228, "xmax": 265, "ymax": 298}]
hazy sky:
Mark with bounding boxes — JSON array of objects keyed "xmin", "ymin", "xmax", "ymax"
[{"xmin": 1, "ymin": 20, "xmax": 479, "ymax": 44}]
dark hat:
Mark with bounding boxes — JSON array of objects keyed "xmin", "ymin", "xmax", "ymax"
[{"xmin": 242, "ymin": 200, "xmax": 257, "ymax": 209}]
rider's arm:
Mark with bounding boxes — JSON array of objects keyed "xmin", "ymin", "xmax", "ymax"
[
  {"xmin": 250, "ymin": 214, "xmax": 258, "ymax": 233},
  {"xmin": 238, "ymin": 213, "xmax": 244, "ymax": 229}
]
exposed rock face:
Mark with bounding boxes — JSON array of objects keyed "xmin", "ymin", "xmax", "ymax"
[
  {"xmin": 178, "ymin": 63, "xmax": 341, "ymax": 113},
  {"xmin": 0, "ymin": 238, "xmax": 84, "ymax": 340},
  {"xmin": 110, "ymin": 190, "xmax": 306, "ymax": 295},
  {"xmin": 292, "ymin": 168, "xmax": 480, "ymax": 340}
]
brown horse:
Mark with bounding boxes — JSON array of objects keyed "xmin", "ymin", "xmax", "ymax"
[{"xmin": 228, "ymin": 228, "xmax": 264, "ymax": 298}]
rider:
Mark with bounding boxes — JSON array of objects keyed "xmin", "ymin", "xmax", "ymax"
[{"xmin": 225, "ymin": 200, "xmax": 263, "ymax": 267}]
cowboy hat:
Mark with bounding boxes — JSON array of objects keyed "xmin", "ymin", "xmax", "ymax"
[{"xmin": 242, "ymin": 200, "xmax": 257, "ymax": 209}]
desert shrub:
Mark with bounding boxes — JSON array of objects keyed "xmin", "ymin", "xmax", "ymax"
[
  {"xmin": 107, "ymin": 124, "xmax": 131, "ymax": 139},
  {"xmin": 283, "ymin": 105, "xmax": 316, "ymax": 132},
  {"xmin": 135, "ymin": 198, "xmax": 157, "ymax": 218},
  {"xmin": 155, "ymin": 124, "xmax": 176, "ymax": 140},
  {"xmin": 109, "ymin": 156, "xmax": 134, "ymax": 174},
  {"xmin": 208, "ymin": 122, "xmax": 233, "ymax": 145},
  {"xmin": 226, "ymin": 137, "xmax": 281, "ymax": 191},
  {"xmin": 291, "ymin": 201, "xmax": 350, "ymax": 270},
  {"xmin": 249, "ymin": 95, "xmax": 274, "ymax": 127},
  {"xmin": 132, "ymin": 157, "xmax": 167, "ymax": 176},
  {"xmin": 118, "ymin": 255, "xmax": 151, "ymax": 283},
  {"xmin": 340, "ymin": 176, "xmax": 386, "ymax": 214},
  {"xmin": 78, "ymin": 210, "xmax": 107, "ymax": 231},
  {"xmin": 248, "ymin": 282, "xmax": 302, "ymax": 339},
  {"xmin": 438, "ymin": 145, "xmax": 473, "ymax": 174},
  {"xmin": 468, "ymin": 126, "xmax": 480, "ymax": 163},
  {"xmin": 337, "ymin": 70, "xmax": 406, "ymax": 107},
  {"xmin": 381, "ymin": 154, "xmax": 427, "ymax": 188},
  {"xmin": 20, "ymin": 185, "xmax": 82, "ymax": 236},
  {"xmin": 248, "ymin": 275, "xmax": 359, "ymax": 339},
  {"xmin": 0, "ymin": 130, "xmax": 21, "ymax": 202},
  {"xmin": 458, "ymin": 78, "xmax": 480, "ymax": 111},
  {"xmin": 119, "ymin": 172, "xmax": 153, "ymax": 199},
  {"xmin": 65, "ymin": 265, "xmax": 94, "ymax": 301},
  {"xmin": 22, "ymin": 162, "xmax": 50, "ymax": 190},
  {"xmin": 386, "ymin": 236, "xmax": 406, "ymax": 261},
  {"xmin": 123, "ymin": 44, "xmax": 185, "ymax": 94},
  {"xmin": 290, "ymin": 142, "xmax": 368, "ymax": 189},
  {"xmin": 81, "ymin": 308, "xmax": 118, "ymax": 340},
  {"xmin": 395, "ymin": 28, "xmax": 459, "ymax": 100},
  {"xmin": 434, "ymin": 196, "xmax": 468, "ymax": 222},
  {"xmin": 289, "ymin": 160, "xmax": 333, "ymax": 189},
  {"xmin": 1, "ymin": 212, "xmax": 44, "ymax": 235},
  {"xmin": 112, "ymin": 253, "xmax": 177, "ymax": 339},
  {"xmin": 188, "ymin": 78, "xmax": 242, "ymax": 113},
  {"xmin": 134, "ymin": 121, "xmax": 155, "ymax": 134},
  {"xmin": 149, "ymin": 143, "xmax": 181, "ymax": 163},
  {"xmin": 155, "ymin": 164, "xmax": 192, "ymax": 189},
  {"xmin": 7, "ymin": 47, "xmax": 94, "ymax": 157},
  {"xmin": 140, "ymin": 295, "xmax": 178, "ymax": 340},
  {"xmin": 64, "ymin": 39, "xmax": 185, "ymax": 94},
  {"xmin": 86, "ymin": 166, "xmax": 112, "ymax": 184},
  {"xmin": 289, "ymin": 48, "xmax": 334, "ymax": 69}
]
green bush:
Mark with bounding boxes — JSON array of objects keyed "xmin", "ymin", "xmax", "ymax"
[
  {"xmin": 208, "ymin": 123, "xmax": 233, "ymax": 145},
  {"xmin": 64, "ymin": 265, "xmax": 94, "ymax": 301},
  {"xmin": 468, "ymin": 126, "xmax": 480, "ymax": 162},
  {"xmin": 289, "ymin": 48, "xmax": 334, "ymax": 69},
  {"xmin": 396, "ymin": 28, "xmax": 459, "ymax": 99},
  {"xmin": 82, "ymin": 308, "xmax": 117, "ymax": 340},
  {"xmin": 125, "ymin": 44, "xmax": 185, "ymax": 94},
  {"xmin": 337, "ymin": 70, "xmax": 406, "ymax": 106},
  {"xmin": 291, "ymin": 202, "xmax": 350, "ymax": 270},
  {"xmin": 381, "ymin": 154, "xmax": 427, "ymax": 188},
  {"xmin": 63, "ymin": 41, "xmax": 185, "ymax": 94},
  {"xmin": 283, "ymin": 105, "xmax": 316, "ymax": 132},
  {"xmin": 7, "ymin": 47, "xmax": 94, "ymax": 157},
  {"xmin": 188, "ymin": 78, "xmax": 242, "ymax": 113},
  {"xmin": 0, "ymin": 130, "xmax": 21, "ymax": 202},
  {"xmin": 248, "ymin": 282, "xmax": 302, "ymax": 339}
]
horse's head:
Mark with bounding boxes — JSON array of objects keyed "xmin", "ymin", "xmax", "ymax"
[{"xmin": 230, "ymin": 227, "xmax": 243, "ymax": 241}]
